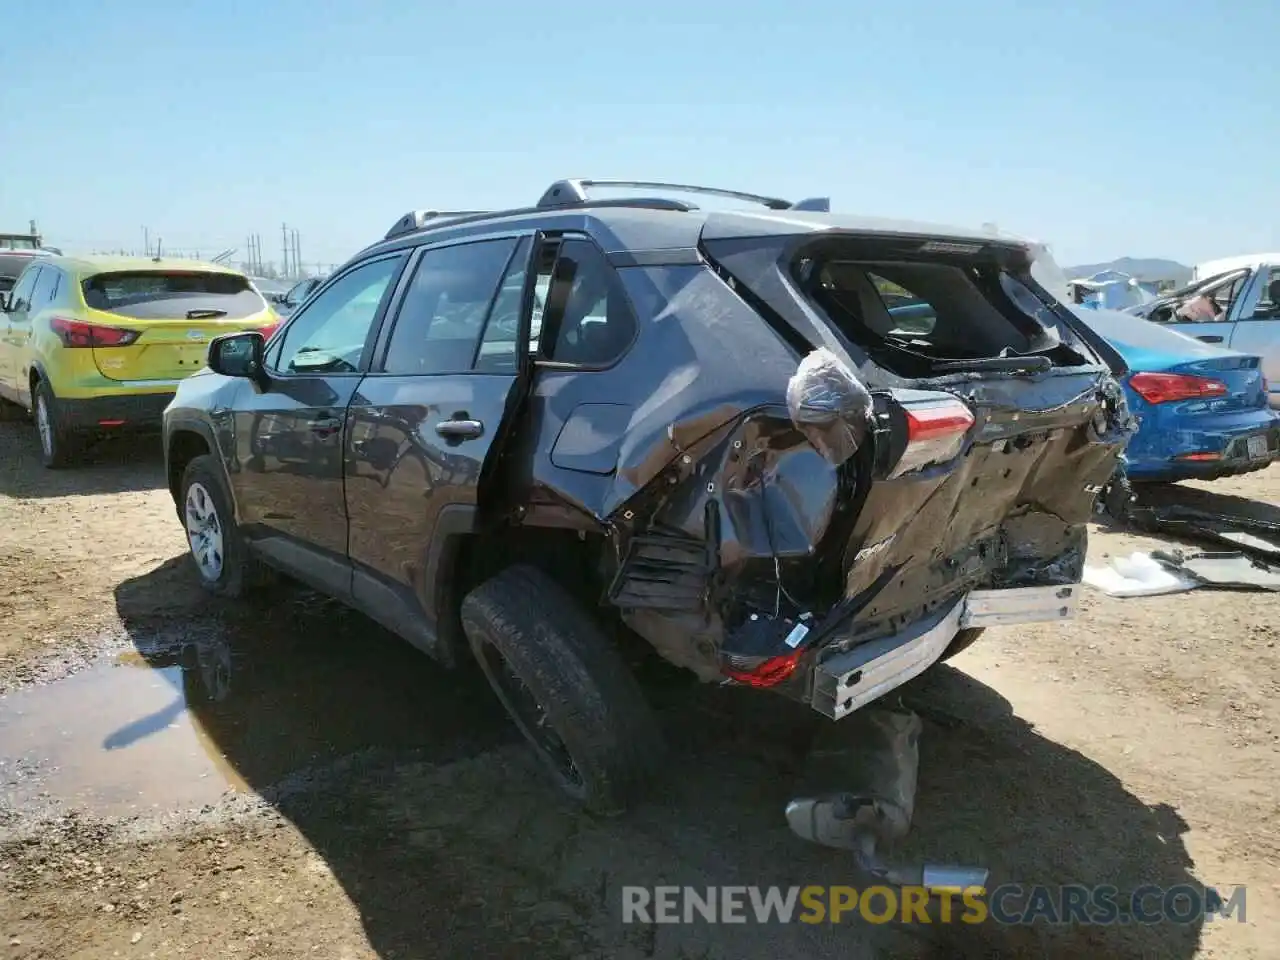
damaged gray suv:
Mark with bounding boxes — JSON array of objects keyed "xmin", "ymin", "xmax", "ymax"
[{"xmin": 162, "ymin": 179, "xmax": 1134, "ymax": 813}]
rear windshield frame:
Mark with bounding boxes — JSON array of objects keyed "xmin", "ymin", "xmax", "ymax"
[{"xmin": 789, "ymin": 236, "xmax": 1095, "ymax": 378}]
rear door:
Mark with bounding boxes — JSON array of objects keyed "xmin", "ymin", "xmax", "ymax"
[
  {"xmin": 343, "ymin": 234, "xmax": 534, "ymax": 642},
  {"xmin": 227, "ymin": 253, "xmax": 407, "ymax": 590},
  {"xmin": 1228, "ymin": 264, "xmax": 1280, "ymax": 407},
  {"xmin": 79, "ymin": 269, "xmax": 274, "ymax": 382},
  {"xmin": 10, "ymin": 265, "xmax": 61, "ymax": 400},
  {"xmin": 0, "ymin": 265, "xmax": 43, "ymax": 397}
]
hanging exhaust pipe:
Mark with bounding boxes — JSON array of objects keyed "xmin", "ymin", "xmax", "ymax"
[{"xmin": 785, "ymin": 705, "xmax": 988, "ymax": 895}]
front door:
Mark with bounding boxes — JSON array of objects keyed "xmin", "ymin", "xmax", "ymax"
[
  {"xmin": 343, "ymin": 234, "xmax": 534, "ymax": 647},
  {"xmin": 229, "ymin": 254, "xmax": 407, "ymax": 590},
  {"xmin": 1228, "ymin": 264, "xmax": 1280, "ymax": 407},
  {"xmin": 1163, "ymin": 269, "xmax": 1250, "ymax": 346}
]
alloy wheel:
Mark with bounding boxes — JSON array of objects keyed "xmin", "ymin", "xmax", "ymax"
[{"xmin": 184, "ymin": 482, "xmax": 225, "ymax": 581}]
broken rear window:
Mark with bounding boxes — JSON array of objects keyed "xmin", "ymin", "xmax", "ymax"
[
  {"xmin": 81, "ymin": 271, "xmax": 265, "ymax": 320},
  {"xmin": 798, "ymin": 250, "xmax": 1088, "ymax": 378}
]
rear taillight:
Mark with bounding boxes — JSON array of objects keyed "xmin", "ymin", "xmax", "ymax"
[
  {"xmin": 721, "ymin": 648, "xmax": 805, "ymax": 688},
  {"xmin": 256, "ymin": 323, "xmax": 278, "ymax": 340},
  {"xmin": 889, "ymin": 396, "xmax": 975, "ymax": 478},
  {"xmin": 50, "ymin": 316, "xmax": 140, "ymax": 348},
  {"xmin": 1128, "ymin": 372, "xmax": 1228, "ymax": 405}
]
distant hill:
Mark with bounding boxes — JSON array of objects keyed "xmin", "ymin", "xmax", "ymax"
[{"xmin": 1064, "ymin": 257, "xmax": 1192, "ymax": 285}]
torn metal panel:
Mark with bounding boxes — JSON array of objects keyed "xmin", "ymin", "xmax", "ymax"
[
  {"xmin": 1153, "ymin": 550, "xmax": 1280, "ymax": 591},
  {"xmin": 1127, "ymin": 500, "xmax": 1280, "ymax": 564}
]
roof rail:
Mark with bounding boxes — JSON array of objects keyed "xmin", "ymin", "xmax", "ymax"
[
  {"xmin": 790, "ymin": 197, "xmax": 831, "ymax": 212},
  {"xmin": 384, "ymin": 209, "xmax": 493, "ymax": 241},
  {"xmin": 536, "ymin": 179, "xmax": 796, "ymax": 211}
]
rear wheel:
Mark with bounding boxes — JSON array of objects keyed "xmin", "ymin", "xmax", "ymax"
[
  {"xmin": 461, "ymin": 564, "xmax": 666, "ymax": 815},
  {"xmin": 180, "ymin": 454, "xmax": 273, "ymax": 598},
  {"xmin": 33, "ymin": 380, "xmax": 81, "ymax": 469},
  {"xmin": 939, "ymin": 627, "xmax": 984, "ymax": 662}
]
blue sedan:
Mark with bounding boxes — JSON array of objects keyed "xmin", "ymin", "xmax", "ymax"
[{"xmin": 1071, "ymin": 308, "xmax": 1280, "ymax": 482}]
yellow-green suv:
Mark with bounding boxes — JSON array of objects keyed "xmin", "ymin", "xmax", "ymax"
[{"xmin": 0, "ymin": 256, "xmax": 279, "ymax": 467}]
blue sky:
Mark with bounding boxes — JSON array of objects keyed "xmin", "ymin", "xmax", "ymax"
[{"xmin": 2, "ymin": 0, "xmax": 1276, "ymax": 270}]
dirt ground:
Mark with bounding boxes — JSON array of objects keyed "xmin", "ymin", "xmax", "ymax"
[{"xmin": 2, "ymin": 418, "xmax": 1279, "ymax": 959}]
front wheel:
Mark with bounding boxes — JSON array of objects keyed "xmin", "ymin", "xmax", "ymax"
[
  {"xmin": 461, "ymin": 564, "xmax": 666, "ymax": 815},
  {"xmin": 33, "ymin": 380, "xmax": 81, "ymax": 468},
  {"xmin": 180, "ymin": 454, "xmax": 273, "ymax": 598}
]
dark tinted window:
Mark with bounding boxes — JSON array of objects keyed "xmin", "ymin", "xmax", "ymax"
[
  {"xmin": 383, "ymin": 238, "xmax": 516, "ymax": 375},
  {"xmin": 82, "ymin": 270, "xmax": 265, "ymax": 320},
  {"xmin": 540, "ymin": 239, "xmax": 637, "ymax": 366},
  {"xmin": 273, "ymin": 257, "xmax": 403, "ymax": 374}
]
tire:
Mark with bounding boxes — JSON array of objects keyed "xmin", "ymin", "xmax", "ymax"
[
  {"xmin": 180, "ymin": 454, "xmax": 272, "ymax": 598},
  {"xmin": 33, "ymin": 380, "xmax": 82, "ymax": 469},
  {"xmin": 461, "ymin": 564, "xmax": 666, "ymax": 815},
  {"xmin": 939, "ymin": 627, "xmax": 984, "ymax": 663}
]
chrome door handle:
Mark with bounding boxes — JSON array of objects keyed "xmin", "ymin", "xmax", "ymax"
[{"xmin": 435, "ymin": 419, "xmax": 484, "ymax": 440}]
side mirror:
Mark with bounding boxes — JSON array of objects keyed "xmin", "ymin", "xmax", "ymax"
[{"xmin": 208, "ymin": 332, "xmax": 266, "ymax": 382}]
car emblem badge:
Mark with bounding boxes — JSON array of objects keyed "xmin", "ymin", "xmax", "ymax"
[{"xmin": 186, "ymin": 330, "xmax": 205, "ymax": 341}]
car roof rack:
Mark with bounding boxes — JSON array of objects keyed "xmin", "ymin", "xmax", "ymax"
[
  {"xmin": 536, "ymin": 178, "xmax": 800, "ymax": 211},
  {"xmin": 384, "ymin": 209, "xmax": 494, "ymax": 241},
  {"xmin": 382, "ymin": 182, "xmax": 832, "ymax": 242}
]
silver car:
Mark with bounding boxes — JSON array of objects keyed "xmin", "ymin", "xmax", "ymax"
[{"xmin": 1126, "ymin": 255, "xmax": 1280, "ymax": 408}]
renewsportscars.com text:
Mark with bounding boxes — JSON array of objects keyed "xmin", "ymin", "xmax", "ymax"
[{"xmin": 621, "ymin": 884, "xmax": 1245, "ymax": 926}]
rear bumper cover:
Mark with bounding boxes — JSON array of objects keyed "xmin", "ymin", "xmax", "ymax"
[
  {"xmin": 55, "ymin": 392, "xmax": 174, "ymax": 431},
  {"xmin": 1127, "ymin": 423, "xmax": 1280, "ymax": 481},
  {"xmin": 1125, "ymin": 412, "xmax": 1280, "ymax": 481},
  {"xmin": 812, "ymin": 584, "xmax": 1079, "ymax": 720}
]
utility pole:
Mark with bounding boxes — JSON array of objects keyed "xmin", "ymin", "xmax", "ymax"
[
  {"xmin": 143, "ymin": 226, "xmax": 151, "ymax": 257},
  {"xmin": 292, "ymin": 229, "xmax": 301, "ymax": 276},
  {"xmin": 281, "ymin": 223, "xmax": 290, "ymax": 277}
]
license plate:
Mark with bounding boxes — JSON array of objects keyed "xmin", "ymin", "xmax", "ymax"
[{"xmin": 1247, "ymin": 435, "xmax": 1269, "ymax": 459}]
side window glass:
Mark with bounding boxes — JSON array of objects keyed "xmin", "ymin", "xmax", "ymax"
[
  {"xmin": 383, "ymin": 238, "xmax": 517, "ymax": 375},
  {"xmin": 8, "ymin": 266, "xmax": 41, "ymax": 312},
  {"xmin": 272, "ymin": 257, "xmax": 402, "ymax": 375},
  {"xmin": 1176, "ymin": 274, "xmax": 1242, "ymax": 323},
  {"xmin": 869, "ymin": 272, "xmax": 938, "ymax": 336},
  {"xmin": 1244, "ymin": 268, "xmax": 1280, "ymax": 320},
  {"xmin": 29, "ymin": 267, "xmax": 58, "ymax": 309},
  {"xmin": 474, "ymin": 237, "xmax": 533, "ymax": 373},
  {"xmin": 541, "ymin": 239, "xmax": 637, "ymax": 365}
]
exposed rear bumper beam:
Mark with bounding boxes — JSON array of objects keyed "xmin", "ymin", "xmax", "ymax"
[{"xmin": 812, "ymin": 584, "xmax": 1079, "ymax": 720}]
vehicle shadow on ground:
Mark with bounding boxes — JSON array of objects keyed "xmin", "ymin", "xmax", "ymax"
[
  {"xmin": 0, "ymin": 423, "xmax": 165, "ymax": 497},
  {"xmin": 110, "ymin": 563, "xmax": 1208, "ymax": 960},
  {"xmin": 1133, "ymin": 480, "xmax": 1280, "ymax": 526}
]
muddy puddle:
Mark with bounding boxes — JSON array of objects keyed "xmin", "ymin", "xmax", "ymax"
[{"xmin": 0, "ymin": 592, "xmax": 511, "ymax": 820}]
